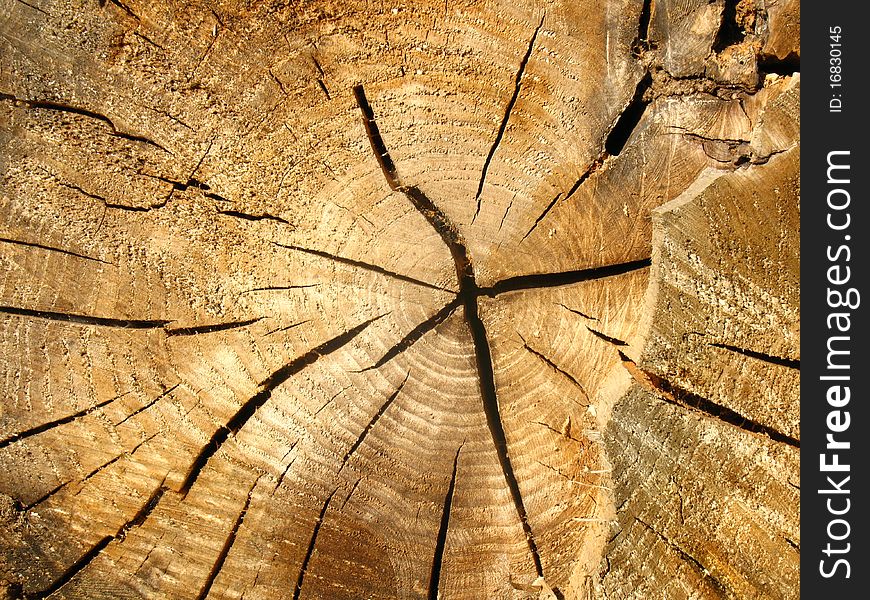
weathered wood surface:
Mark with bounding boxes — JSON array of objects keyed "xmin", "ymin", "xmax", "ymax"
[{"xmin": 0, "ymin": 0, "xmax": 798, "ymax": 598}]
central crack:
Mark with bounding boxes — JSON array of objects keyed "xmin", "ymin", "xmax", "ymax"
[{"xmin": 354, "ymin": 84, "xmax": 546, "ymax": 581}]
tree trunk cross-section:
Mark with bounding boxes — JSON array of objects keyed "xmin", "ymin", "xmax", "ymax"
[{"xmin": 0, "ymin": 1, "xmax": 798, "ymax": 599}]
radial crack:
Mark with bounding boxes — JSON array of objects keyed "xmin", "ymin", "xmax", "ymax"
[
  {"xmin": 340, "ymin": 372, "xmax": 410, "ymax": 469},
  {"xmin": 106, "ymin": 202, "xmax": 158, "ymax": 213},
  {"xmin": 353, "ymin": 85, "xmax": 401, "ymax": 189},
  {"xmin": 520, "ymin": 337, "xmax": 590, "ymax": 402},
  {"xmin": 473, "ymin": 15, "xmax": 544, "ymax": 221},
  {"xmin": 26, "ymin": 432, "xmax": 159, "ymax": 510},
  {"xmin": 464, "ymin": 297, "xmax": 543, "ymax": 577},
  {"xmin": 0, "ymin": 392, "xmax": 130, "ymax": 450},
  {"xmin": 218, "ymin": 210, "xmax": 289, "ymax": 224},
  {"xmin": 355, "ymin": 83, "xmax": 545, "ymax": 578},
  {"xmin": 0, "ymin": 237, "xmax": 112, "ymax": 264},
  {"xmin": 116, "ymin": 384, "xmax": 180, "ymax": 426},
  {"xmin": 1, "ymin": 307, "xmax": 263, "ymax": 337},
  {"xmin": 0, "ymin": 93, "xmax": 166, "ymax": 151},
  {"xmin": 428, "ymin": 445, "xmax": 462, "ymax": 600},
  {"xmin": 179, "ymin": 314, "xmax": 386, "ymax": 494},
  {"xmin": 521, "ymin": 193, "xmax": 560, "ymax": 241},
  {"xmin": 403, "ymin": 185, "xmax": 474, "ymax": 284},
  {"xmin": 13, "ymin": 0, "xmax": 48, "ymax": 15},
  {"xmin": 631, "ymin": 0, "xmax": 654, "ymax": 55},
  {"xmin": 269, "ymin": 69, "xmax": 290, "ymax": 97},
  {"xmin": 293, "ymin": 489, "xmax": 338, "ymax": 600},
  {"xmin": 314, "ymin": 386, "xmax": 351, "ymax": 417},
  {"xmin": 242, "ymin": 285, "xmax": 319, "ymax": 294},
  {"xmin": 557, "ymin": 302, "xmax": 598, "ymax": 321},
  {"xmin": 522, "ymin": 154, "xmax": 605, "ymax": 241},
  {"xmin": 498, "ymin": 193, "xmax": 516, "ymax": 232},
  {"xmin": 522, "ymin": 69, "xmax": 652, "ymax": 239},
  {"xmin": 265, "ymin": 320, "xmax": 309, "ymax": 337},
  {"xmin": 354, "ymin": 85, "xmax": 473, "ymax": 285},
  {"xmin": 317, "ymin": 80, "xmax": 332, "ymax": 100},
  {"xmin": 165, "ymin": 318, "xmax": 263, "ymax": 337},
  {"xmin": 196, "ymin": 477, "xmax": 261, "ymax": 600},
  {"xmin": 339, "ymin": 478, "xmax": 362, "ymax": 511},
  {"xmin": 633, "ymin": 516, "xmax": 728, "ymax": 594},
  {"xmin": 57, "ymin": 180, "xmax": 108, "ymax": 203},
  {"xmin": 143, "ymin": 177, "xmax": 213, "ymax": 205},
  {"xmin": 586, "ymin": 326, "xmax": 629, "ymax": 347},
  {"xmin": 25, "ymin": 457, "xmax": 116, "ymax": 509},
  {"xmin": 30, "ymin": 484, "xmax": 166, "ymax": 598},
  {"xmin": 604, "ymin": 72, "xmax": 652, "ymax": 157},
  {"xmin": 482, "ymin": 257, "xmax": 651, "ymax": 296},
  {"xmin": 273, "ymin": 241, "xmax": 450, "ymax": 292},
  {"xmin": 29, "ymin": 537, "xmax": 113, "ymax": 599},
  {"xmin": 709, "ymin": 342, "xmax": 799, "ymax": 369},
  {"xmin": 359, "ymin": 299, "xmax": 460, "ymax": 372},
  {"xmin": 0, "ymin": 305, "xmax": 170, "ymax": 330},
  {"xmin": 619, "ymin": 351, "xmax": 799, "ymax": 448},
  {"xmin": 272, "ymin": 442, "xmax": 299, "ymax": 494},
  {"xmin": 106, "ymin": 0, "xmax": 140, "ymax": 20}
]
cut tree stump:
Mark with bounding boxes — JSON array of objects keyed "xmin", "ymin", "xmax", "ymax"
[{"xmin": 0, "ymin": 1, "xmax": 798, "ymax": 599}]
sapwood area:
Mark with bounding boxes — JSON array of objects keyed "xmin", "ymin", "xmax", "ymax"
[{"xmin": 0, "ymin": 0, "xmax": 798, "ymax": 599}]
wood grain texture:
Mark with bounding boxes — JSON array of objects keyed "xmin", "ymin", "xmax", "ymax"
[{"xmin": 0, "ymin": 0, "xmax": 798, "ymax": 598}]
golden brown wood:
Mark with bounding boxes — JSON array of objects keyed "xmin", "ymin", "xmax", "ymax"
[{"xmin": 0, "ymin": 1, "xmax": 798, "ymax": 598}]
